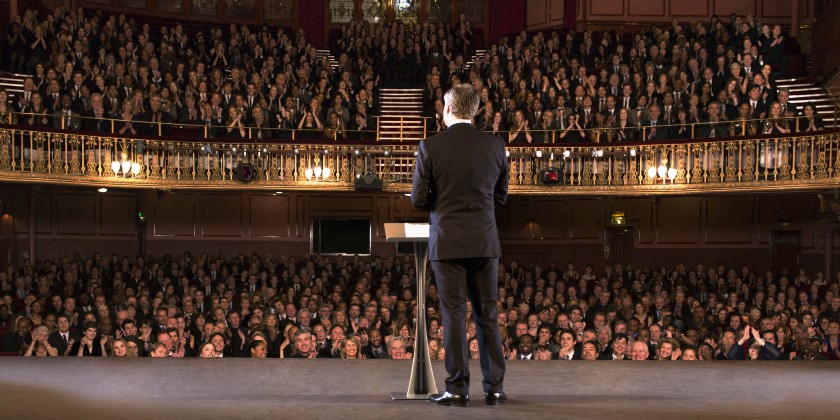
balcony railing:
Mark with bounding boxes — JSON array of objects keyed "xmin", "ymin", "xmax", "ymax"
[{"xmin": 1, "ymin": 121, "xmax": 839, "ymax": 195}]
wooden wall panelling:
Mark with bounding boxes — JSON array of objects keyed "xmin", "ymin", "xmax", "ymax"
[
  {"xmin": 756, "ymin": 195, "xmax": 818, "ymax": 246},
  {"xmin": 611, "ymin": 197, "xmax": 653, "ymax": 244},
  {"xmin": 153, "ymin": 192, "xmax": 196, "ymax": 237},
  {"xmin": 201, "ymin": 193, "xmax": 243, "ymax": 237},
  {"xmin": 99, "ymin": 195, "xmax": 138, "ymax": 236},
  {"xmin": 705, "ymin": 196, "xmax": 753, "ymax": 244},
  {"xmin": 569, "ymin": 199, "xmax": 605, "ymax": 239},
  {"xmin": 496, "ymin": 198, "xmax": 532, "ymax": 240},
  {"xmin": 249, "ymin": 193, "xmax": 291, "ymax": 238},
  {"xmin": 669, "ymin": 0, "xmax": 709, "ymax": 17},
  {"xmin": 531, "ymin": 198, "xmax": 568, "ymax": 240},
  {"xmin": 760, "ymin": 0, "xmax": 790, "ymax": 19},
  {"xmin": 656, "ymin": 197, "xmax": 701, "ymax": 243},
  {"xmin": 527, "ymin": 0, "xmax": 548, "ymax": 26},
  {"xmin": 628, "ymin": 0, "xmax": 665, "ymax": 16},
  {"xmin": 56, "ymin": 193, "xmax": 96, "ymax": 235},
  {"xmin": 295, "ymin": 194, "xmax": 306, "ymax": 238},
  {"xmin": 589, "ymin": 0, "xmax": 625, "ymax": 16},
  {"xmin": 550, "ymin": 0, "xmax": 565, "ymax": 22},
  {"xmin": 308, "ymin": 195, "xmax": 373, "ymax": 213},
  {"xmin": 712, "ymin": 0, "xmax": 757, "ymax": 18},
  {"xmin": 11, "ymin": 192, "xmax": 52, "ymax": 235},
  {"xmin": 375, "ymin": 196, "xmax": 391, "ymax": 239}
]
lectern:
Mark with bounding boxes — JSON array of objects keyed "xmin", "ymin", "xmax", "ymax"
[{"xmin": 384, "ymin": 223, "xmax": 438, "ymax": 400}]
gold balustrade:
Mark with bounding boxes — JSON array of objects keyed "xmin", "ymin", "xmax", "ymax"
[{"xmin": 0, "ymin": 125, "xmax": 838, "ymax": 195}]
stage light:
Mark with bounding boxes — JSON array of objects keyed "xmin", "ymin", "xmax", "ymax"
[
  {"xmin": 354, "ymin": 171, "xmax": 383, "ymax": 192},
  {"xmin": 305, "ymin": 167, "xmax": 314, "ymax": 180},
  {"xmin": 630, "ymin": 148, "xmax": 637, "ymax": 157},
  {"xmin": 563, "ymin": 150, "xmax": 571, "ymax": 158},
  {"xmin": 322, "ymin": 167, "xmax": 331, "ymax": 179},
  {"xmin": 540, "ymin": 167, "xmax": 563, "ymax": 186},
  {"xmin": 234, "ymin": 162, "xmax": 255, "ymax": 182},
  {"xmin": 535, "ymin": 150, "xmax": 543, "ymax": 158},
  {"xmin": 647, "ymin": 166, "xmax": 657, "ymax": 179},
  {"xmin": 97, "ymin": 187, "xmax": 108, "ymax": 193},
  {"xmin": 668, "ymin": 167, "xmax": 677, "ymax": 181}
]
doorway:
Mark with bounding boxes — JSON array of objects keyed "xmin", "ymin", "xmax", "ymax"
[
  {"xmin": 771, "ymin": 230, "xmax": 801, "ymax": 276},
  {"xmin": 604, "ymin": 226, "xmax": 634, "ymax": 270}
]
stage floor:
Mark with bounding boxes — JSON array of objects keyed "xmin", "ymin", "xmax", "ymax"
[{"xmin": 1, "ymin": 359, "xmax": 837, "ymax": 419}]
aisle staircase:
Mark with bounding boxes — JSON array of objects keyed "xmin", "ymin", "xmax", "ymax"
[
  {"xmin": 776, "ymin": 77, "xmax": 838, "ymax": 128},
  {"xmin": 0, "ymin": 72, "xmax": 26, "ymax": 101},
  {"xmin": 377, "ymin": 88, "xmax": 425, "ymax": 141}
]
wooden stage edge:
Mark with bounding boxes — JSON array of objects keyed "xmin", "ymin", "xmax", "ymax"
[{"xmin": 1, "ymin": 359, "xmax": 837, "ymax": 419}]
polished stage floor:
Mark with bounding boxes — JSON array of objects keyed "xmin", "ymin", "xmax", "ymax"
[{"xmin": 0, "ymin": 358, "xmax": 837, "ymax": 419}]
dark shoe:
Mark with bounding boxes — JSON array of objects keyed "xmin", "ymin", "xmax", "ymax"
[
  {"xmin": 430, "ymin": 391, "xmax": 470, "ymax": 407},
  {"xmin": 484, "ymin": 392, "xmax": 508, "ymax": 405}
]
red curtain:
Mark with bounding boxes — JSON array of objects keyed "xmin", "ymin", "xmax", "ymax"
[
  {"xmin": 297, "ymin": 0, "xmax": 326, "ymax": 48},
  {"xmin": 488, "ymin": 0, "xmax": 526, "ymax": 45}
]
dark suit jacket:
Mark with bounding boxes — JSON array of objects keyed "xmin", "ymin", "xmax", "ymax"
[
  {"xmin": 640, "ymin": 120, "xmax": 669, "ymax": 141},
  {"xmin": 48, "ymin": 330, "xmax": 82, "ymax": 355},
  {"xmin": 411, "ymin": 122, "xmax": 509, "ymax": 260}
]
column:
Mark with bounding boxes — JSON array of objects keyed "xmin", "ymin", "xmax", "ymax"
[
  {"xmin": 791, "ymin": 0, "xmax": 800, "ymax": 39},
  {"xmin": 27, "ymin": 188, "xmax": 37, "ymax": 264},
  {"xmin": 824, "ymin": 225, "xmax": 836, "ymax": 281}
]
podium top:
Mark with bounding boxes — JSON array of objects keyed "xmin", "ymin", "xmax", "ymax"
[{"xmin": 384, "ymin": 223, "xmax": 430, "ymax": 243}]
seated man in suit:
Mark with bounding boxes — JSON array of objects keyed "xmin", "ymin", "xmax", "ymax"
[
  {"xmin": 640, "ymin": 104, "xmax": 669, "ymax": 141},
  {"xmin": 533, "ymin": 109, "xmax": 558, "ymax": 143},
  {"xmin": 81, "ymin": 93, "xmax": 111, "ymax": 132},
  {"xmin": 200, "ymin": 102, "xmax": 225, "ymax": 139},
  {"xmin": 52, "ymin": 94, "xmax": 81, "ymax": 130},
  {"xmin": 698, "ymin": 102, "xmax": 728, "ymax": 138},
  {"xmin": 48, "ymin": 314, "xmax": 82, "ymax": 356},
  {"xmin": 133, "ymin": 94, "xmax": 173, "ymax": 136},
  {"xmin": 598, "ymin": 333, "xmax": 630, "ymax": 360}
]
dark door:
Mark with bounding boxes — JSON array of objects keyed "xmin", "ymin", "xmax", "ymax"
[
  {"xmin": 771, "ymin": 231, "xmax": 801, "ymax": 275},
  {"xmin": 605, "ymin": 226, "xmax": 634, "ymax": 269}
]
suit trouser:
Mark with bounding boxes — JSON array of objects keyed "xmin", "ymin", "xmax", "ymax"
[{"xmin": 431, "ymin": 257, "xmax": 505, "ymax": 395}]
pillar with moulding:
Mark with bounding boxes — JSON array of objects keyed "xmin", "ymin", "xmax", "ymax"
[{"xmin": 791, "ymin": 0, "xmax": 800, "ymax": 40}]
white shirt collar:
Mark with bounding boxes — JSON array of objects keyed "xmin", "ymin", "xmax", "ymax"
[{"xmin": 447, "ymin": 118, "xmax": 472, "ymax": 126}]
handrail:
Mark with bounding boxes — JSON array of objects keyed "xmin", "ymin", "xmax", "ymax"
[
  {"xmin": 1, "ymin": 125, "xmax": 839, "ymax": 195},
  {"xmin": 0, "ymin": 111, "xmax": 827, "ymax": 145}
]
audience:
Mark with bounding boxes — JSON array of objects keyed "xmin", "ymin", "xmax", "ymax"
[
  {"xmin": 0, "ymin": 8, "xmax": 826, "ymax": 143},
  {"xmin": 1, "ymin": 251, "xmax": 838, "ymax": 361}
]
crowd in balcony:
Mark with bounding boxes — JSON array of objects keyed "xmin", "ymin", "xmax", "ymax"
[
  {"xmin": 1, "ymin": 251, "xmax": 838, "ymax": 361},
  {"xmin": 1, "ymin": 7, "xmax": 394, "ymax": 141},
  {"xmin": 3, "ymin": 7, "xmax": 826, "ymax": 145},
  {"xmin": 422, "ymin": 15, "xmax": 828, "ymax": 143}
]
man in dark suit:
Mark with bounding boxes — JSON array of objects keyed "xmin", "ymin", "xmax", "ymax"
[
  {"xmin": 412, "ymin": 84, "xmax": 508, "ymax": 407},
  {"xmin": 48, "ymin": 314, "xmax": 81, "ymax": 356},
  {"xmin": 640, "ymin": 104, "xmax": 668, "ymax": 141}
]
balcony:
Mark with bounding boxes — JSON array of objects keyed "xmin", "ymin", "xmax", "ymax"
[{"xmin": 1, "ymin": 115, "xmax": 838, "ymax": 196}]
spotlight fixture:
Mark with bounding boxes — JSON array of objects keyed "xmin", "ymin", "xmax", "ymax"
[
  {"xmin": 97, "ymin": 187, "xmax": 108, "ymax": 193},
  {"xmin": 539, "ymin": 167, "xmax": 563, "ymax": 186},
  {"xmin": 234, "ymin": 162, "xmax": 255, "ymax": 182},
  {"xmin": 354, "ymin": 171, "xmax": 383, "ymax": 192}
]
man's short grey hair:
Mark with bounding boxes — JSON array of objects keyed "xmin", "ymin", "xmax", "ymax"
[{"xmin": 444, "ymin": 83, "xmax": 480, "ymax": 119}]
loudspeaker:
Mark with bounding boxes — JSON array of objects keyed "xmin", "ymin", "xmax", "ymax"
[
  {"xmin": 354, "ymin": 172, "xmax": 383, "ymax": 192},
  {"xmin": 234, "ymin": 162, "xmax": 255, "ymax": 182}
]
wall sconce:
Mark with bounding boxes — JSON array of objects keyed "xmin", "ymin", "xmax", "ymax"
[
  {"xmin": 111, "ymin": 153, "xmax": 142, "ymax": 177},
  {"xmin": 304, "ymin": 166, "xmax": 331, "ymax": 181},
  {"xmin": 647, "ymin": 159, "xmax": 676, "ymax": 183}
]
